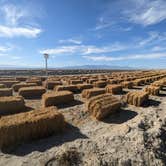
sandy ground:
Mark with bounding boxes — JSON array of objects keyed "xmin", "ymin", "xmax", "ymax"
[{"xmin": 0, "ymin": 86, "xmax": 166, "ymax": 166}]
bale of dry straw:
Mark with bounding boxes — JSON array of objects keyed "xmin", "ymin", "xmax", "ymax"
[
  {"xmin": 0, "ymin": 81, "xmax": 20, "ymax": 88},
  {"xmin": 121, "ymin": 81, "xmax": 133, "ymax": 89},
  {"xmin": 0, "ymin": 88, "xmax": 12, "ymax": 97},
  {"xmin": 0, "ymin": 96, "xmax": 25, "ymax": 115},
  {"xmin": 106, "ymin": 84, "xmax": 123, "ymax": 94},
  {"xmin": 85, "ymin": 94, "xmax": 121, "ymax": 120},
  {"xmin": 43, "ymin": 80, "xmax": 62, "ymax": 89},
  {"xmin": 82, "ymin": 88, "xmax": 105, "ymax": 99},
  {"xmin": 144, "ymin": 85, "xmax": 160, "ymax": 96},
  {"xmin": 19, "ymin": 86, "xmax": 46, "ymax": 99},
  {"xmin": 12, "ymin": 82, "xmax": 37, "ymax": 92},
  {"xmin": 124, "ymin": 91, "xmax": 149, "ymax": 106},
  {"xmin": 68, "ymin": 80, "xmax": 83, "ymax": 85},
  {"xmin": 55, "ymin": 85, "xmax": 79, "ymax": 93},
  {"xmin": 93, "ymin": 81, "xmax": 107, "ymax": 88},
  {"xmin": 76, "ymin": 84, "xmax": 93, "ymax": 92},
  {"xmin": 42, "ymin": 91, "xmax": 74, "ymax": 107},
  {"xmin": 132, "ymin": 79, "xmax": 144, "ymax": 86},
  {"xmin": 0, "ymin": 107, "xmax": 65, "ymax": 149}
]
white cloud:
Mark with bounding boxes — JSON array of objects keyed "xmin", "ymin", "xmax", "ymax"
[
  {"xmin": 40, "ymin": 43, "xmax": 126, "ymax": 55},
  {"xmin": 83, "ymin": 52, "xmax": 166, "ymax": 61},
  {"xmin": 59, "ymin": 39, "xmax": 82, "ymax": 45},
  {"xmin": 0, "ymin": 3, "xmax": 42, "ymax": 38},
  {"xmin": 125, "ymin": 0, "xmax": 166, "ymax": 26},
  {"xmin": 1, "ymin": 4, "xmax": 28, "ymax": 26},
  {"xmin": 0, "ymin": 25, "xmax": 42, "ymax": 38},
  {"xmin": 0, "ymin": 45, "xmax": 11, "ymax": 52}
]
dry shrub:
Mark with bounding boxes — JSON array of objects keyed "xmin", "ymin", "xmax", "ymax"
[
  {"xmin": 82, "ymin": 88, "xmax": 105, "ymax": 99},
  {"xmin": 0, "ymin": 96, "xmax": 25, "ymax": 115},
  {"xmin": 93, "ymin": 81, "xmax": 107, "ymax": 88},
  {"xmin": 106, "ymin": 84, "xmax": 123, "ymax": 94},
  {"xmin": 85, "ymin": 94, "xmax": 121, "ymax": 120},
  {"xmin": 43, "ymin": 80, "xmax": 62, "ymax": 89},
  {"xmin": 0, "ymin": 84, "xmax": 6, "ymax": 88},
  {"xmin": 19, "ymin": 86, "xmax": 46, "ymax": 99},
  {"xmin": 42, "ymin": 91, "xmax": 74, "ymax": 107},
  {"xmin": 55, "ymin": 85, "xmax": 79, "ymax": 93},
  {"xmin": 12, "ymin": 82, "xmax": 37, "ymax": 92},
  {"xmin": 124, "ymin": 91, "xmax": 149, "ymax": 106},
  {"xmin": 121, "ymin": 81, "xmax": 133, "ymax": 89},
  {"xmin": 0, "ymin": 81, "xmax": 19, "ymax": 88},
  {"xmin": 0, "ymin": 88, "xmax": 12, "ymax": 97},
  {"xmin": 76, "ymin": 84, "xmax": 93, "ymax": 92},
  {"xmin": 144, "ymin": 85, "xmax": 160, "ymax": 96},
  {"xmin": 68, "ymin": 80, "xmax": 83, "ymax": 85},
  {"xmin": 0, "ymin": 107, "xmax": 65, "ymax": 149}
]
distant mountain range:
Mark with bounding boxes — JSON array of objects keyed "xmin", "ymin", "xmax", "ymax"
[
  {"xmin": 0, "ymin": 64, "xmax": 134, "ymax": 70},
  {"xmin": 60, "ymin": 65, "xmax": 134, "ymax": 70}
]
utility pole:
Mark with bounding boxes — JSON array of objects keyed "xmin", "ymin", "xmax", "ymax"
[{"xmin": 43, "ymin": 53, "xmax": 49, "ymax": 76}]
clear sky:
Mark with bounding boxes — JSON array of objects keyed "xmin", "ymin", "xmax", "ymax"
[{"xmin": 0, "ymin": 0, "xmax": 166, "ymax": 68}]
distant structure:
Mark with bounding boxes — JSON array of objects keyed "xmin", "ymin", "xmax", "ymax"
[{"xmin": 43, "ymin": 53, "xmax": 49, "ymax": 76}]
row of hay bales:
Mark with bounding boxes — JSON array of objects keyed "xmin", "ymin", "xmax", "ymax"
[{"xmin": 0, "ymin": 72, "xmax": 166, "ymax": 150}]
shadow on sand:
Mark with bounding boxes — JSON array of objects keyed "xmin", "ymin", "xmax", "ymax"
[
  {"xmin": 0, "ymin": 106, "xmax": 33, "ymax": 116},
  {"xmin": 102, "ymin": 109, "xmax": 138, "ymax": 124},
  {"xmin": 57, "ymin": 100, "xmax": 84, "ymax": 109},
  {"xmin": 143, "ymin": 99, "xmax": 161, "ymax": 107},
  {"xmin": 2, "ymin": 123, "xmax": 88, "ymax": 156}
]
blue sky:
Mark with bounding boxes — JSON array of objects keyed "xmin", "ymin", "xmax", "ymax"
[{"xmin": 0, "ymin": 0, "xmax": 166, "ymax": 68}]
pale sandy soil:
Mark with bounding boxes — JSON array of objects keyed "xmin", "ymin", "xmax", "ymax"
[{"xmin": 0, "ymin": 86, "xmax": 166, "ymax": 166}]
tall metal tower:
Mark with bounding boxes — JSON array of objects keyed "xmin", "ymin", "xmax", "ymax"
[{"xmin": 43, "ymin": 53, "xmax": 49, "ymax": 76}]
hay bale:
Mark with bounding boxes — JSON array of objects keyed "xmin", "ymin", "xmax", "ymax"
[
  {"xmin": 93, "ymin": 81, "xmax": 107, "ymax": 88},
  {"xmin": 0, "ymin": 88, "xmax": 12, "ymax": 97},
  {"xmin": 82, "ymin": 88, "xmax": 105, "ymax": 99},
  {"xmin": 124, "ymin": 91, "xmax": 149, "ymax": 106},
  {"xmin": 121, "ymin": 81, "xmax": 133, "ymax": 89},
  {"xmin": 55, "ymin": 85, "xmax": 79, "ymax": 93},
  {"xmin": 19, "ymin": 86, "xmax": 46, "ymax": 99},
  {"xmin": 26, "ymin": 79, "xmax": 42, "ymax": 86},
  {"xmin": 109, "ymin": 79, "xmax": 118, "ymax": 84},
  {"xmin": 0, "ymin": 81, "xmax": 19, "ymax": 88},
  {"xmin": 76, "ymin": 84, "xmax": 93, "ymax": 92},
  {"xmin": 86, "ymin": 79, "xmax": 98, "ymax": 84},
  {"xmin": 132, "ymin": 79, "xmax": 144, "ymax": 86},
  {"xmin": 68, "ymin": 80, "xmax": 83, "ymax": 85},
  {"xmin": 106, "ymin": 84, "xmax": 123, "ymax": 94},
  {"xmin": 0, "ymin": 84, "xmax": 6, "ymax": 88},
  {"xmin": 0, "ymin": 96, "xmax": 25, "ymax": 115},
  {"xmin": 0, "ymin": 107, "xmax": 65, "ymax": 149},
  {"xmin": 85, "ymin": 94, "xmax": 121, "ymax": 120},
  {"xmin": 16, "ymin": 77, "xmax": 28, "ymax": 81},
  {"xmin": 12, "ymin": 83, "xmax": 37, "ymax": 92},
  {"xmin": 43, "ymin": 80, "xmax": 62, "ymax": 89},
  {"xmin": 42, "ymin": 91, "xmax": 74, "ymax": 107},
  {"xmin": 144, "ymin": 85, "xmax": 160, "ymax": 96}
]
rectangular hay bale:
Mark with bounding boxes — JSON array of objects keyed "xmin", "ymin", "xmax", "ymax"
[
  {"xmin": 19, "ymin": 86, "xmax": 46, "ymax": 99},
  {"xmin": 42, "ymin": 90, "xmax": 74, "ymax": 107},
  {"xmin": 0, "ymin": 107, "xmax": 65, "ymax": 149},
  {"xmin": 85, "ymin": 94, "xmax": 121, "ymax": 120},
  {"xmin": 82, "ymin": 88, "xmax": 105, "ymax": 99}
]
